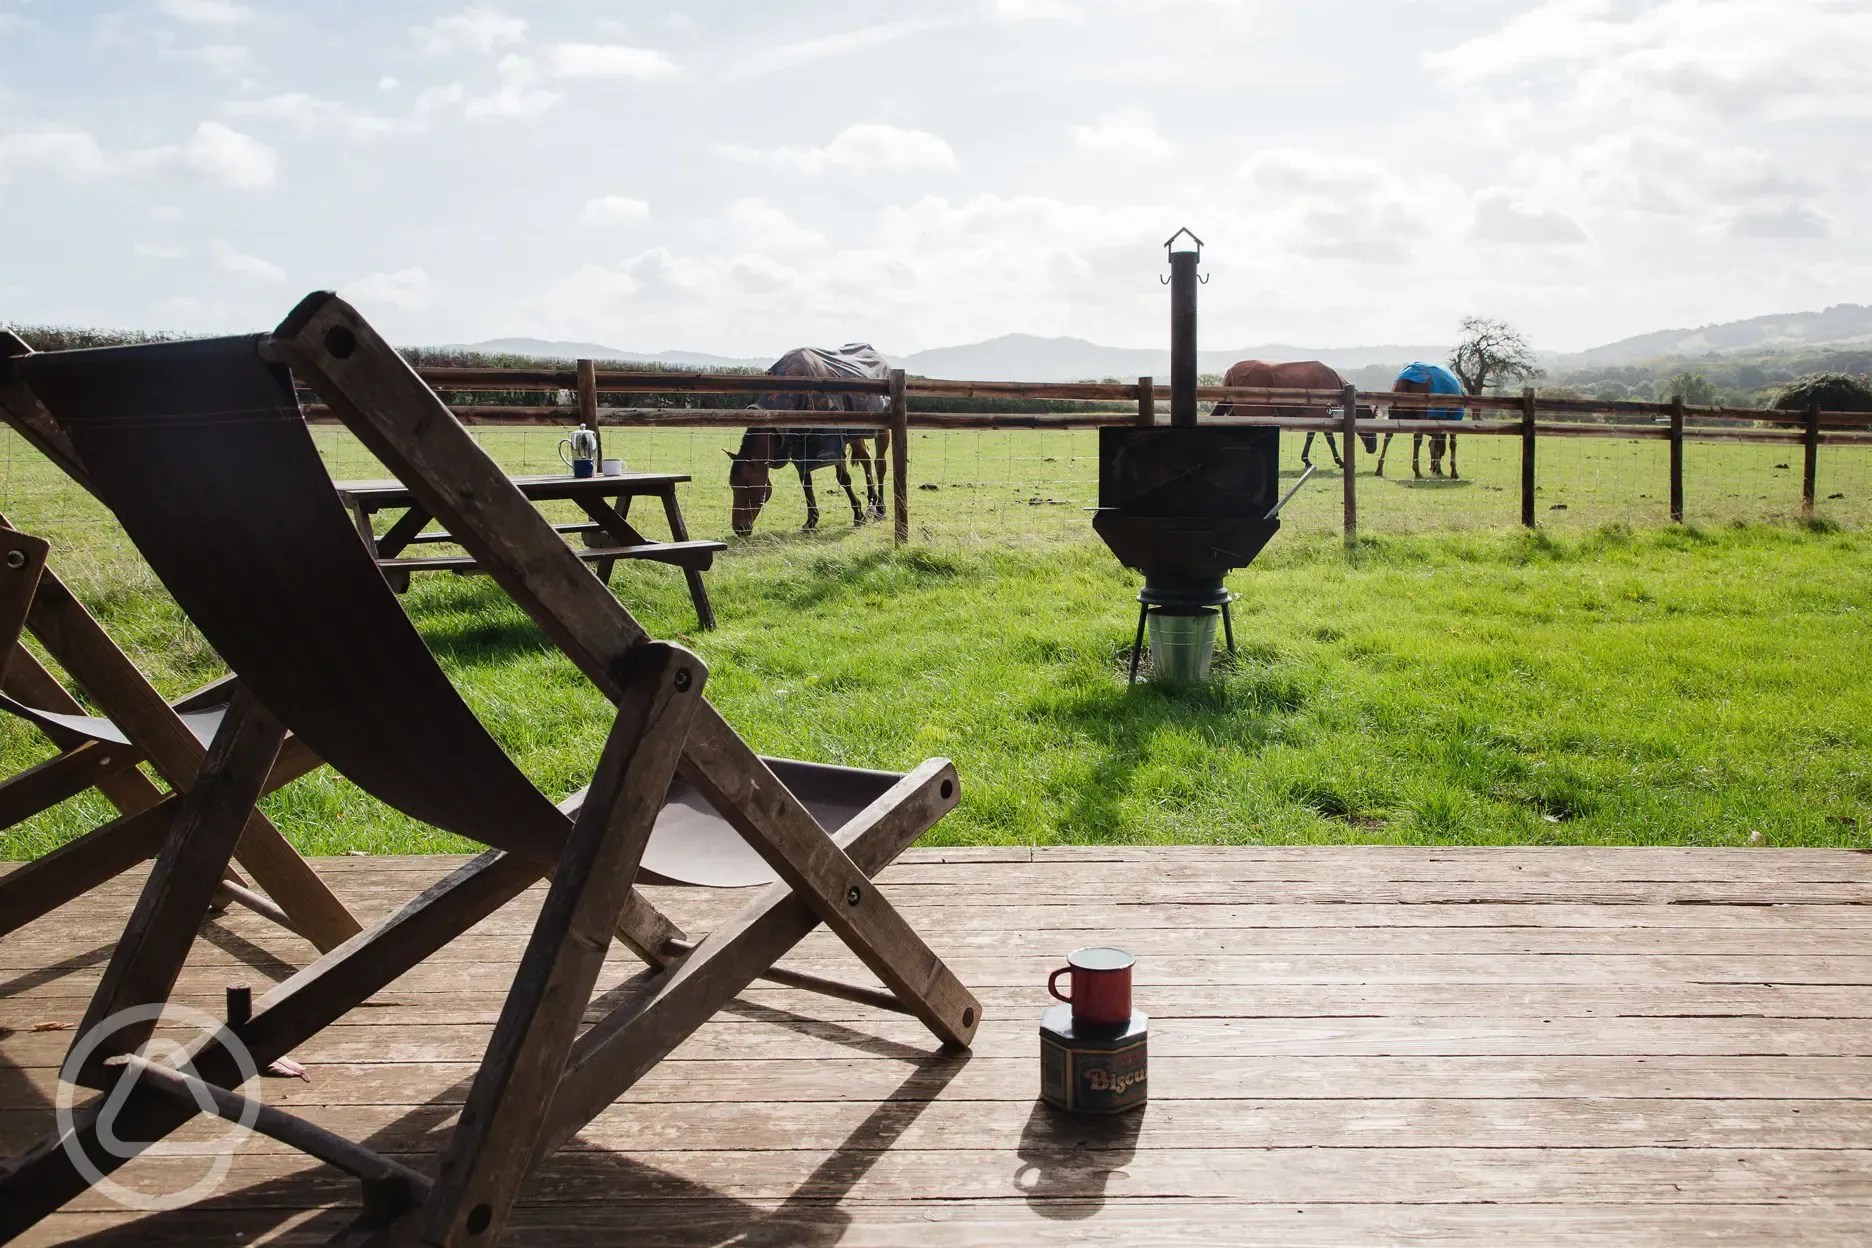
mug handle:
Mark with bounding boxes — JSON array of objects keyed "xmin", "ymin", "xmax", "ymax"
[
  {"xmin": 558, "ymin": 438, "xmax": 574, "ymax": 468},
  {"xmin": 1047, "ymin": 967, "xmax": 1072, "ymax": 1003}
]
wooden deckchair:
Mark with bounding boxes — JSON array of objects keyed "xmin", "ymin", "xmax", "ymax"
[
  {"xmin": 0, "ymin": 332, "xmax": 360, "ymax": 952},
  {"xmin": 0, "ymin": 294, "xmax": 978, "ymax": 1246}
]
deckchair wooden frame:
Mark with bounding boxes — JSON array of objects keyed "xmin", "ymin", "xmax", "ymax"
[
  {"xmin": 0, "ymin": 294, "xmax": 978, "ymax": 1246},
  {"xmin": 0, "ymin": 331, "xmax": 360, "ymax": 951}
]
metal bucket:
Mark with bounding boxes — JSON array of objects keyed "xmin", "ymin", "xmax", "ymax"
[{"xmin": 1147, "ymin": 606, "xmax": 1218, "ymax": 682}]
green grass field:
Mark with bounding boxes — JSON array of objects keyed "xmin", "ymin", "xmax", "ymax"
[{"xmin": 0, "ymin": 423, "xmax": 1868, "ymax": 859}]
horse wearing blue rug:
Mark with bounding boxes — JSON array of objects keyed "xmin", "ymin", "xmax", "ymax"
[
  {"xmin": 1374, "ymin": 360, "xmax": 1467, "ymax": 479},
  {"xmin": 727, "ymin": 344, "xmax": 889, "ymax": 535}
]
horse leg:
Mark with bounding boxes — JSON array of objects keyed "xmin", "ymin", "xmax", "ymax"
[
  {"xmin": 835, "ymin": 460, "xmax": 864, "ymax": 525},
  {"xmin": 1429, "ymin": 431, "xmax": 1446, "ymax": 477},
  {"xmin": 1301, "ymin": 432, "xmax": 1316, "ymax": 466},
  {"xmin": 1326, "ymin": 431, "xmax": 1343, "ymax": 468},
  {"xmin": 850, "ymin": 438, "xmax": 881, "ymax": 519},
  {"xmin": 1412, "ymin": 433, "xmax": 1424, "ymax": 479},
  {"xmin": 1374, "ymin": 431, "xmax": 1392, "ymax": 478},
  {"xmin": 799, "ymin": 464, "xmax": 820, "ymax": 531},
  {"xmin": 874, "ymin": 430, "xmax": 890, "ymax": 519},
  {"xmin": 1448, "ymin": 432, "xmax": 1460, "ymax": 479}
]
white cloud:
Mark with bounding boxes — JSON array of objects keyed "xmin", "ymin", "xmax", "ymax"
[
  {"xmin": 156, "ymin": 0, "xmax": 253, "ymax": 25},
  {"xmin": 415, "ymin": 6, "xmax": 527, "ymax": 56},
  {"xmin": 378, "ymin": 76, "xmax": 400, "ymax": 91},
  {"xmin": 1431, "ymin": 1, "xmax": 1872, "ymax": 124},
  {"xmin": 212, "ymin": 240, "xmax": 285, "ymax": 282},
  {"xmin": 1228, "ymin": 148, "xmax": 1470, "ymax": 265},
  {"xmin": 579, "ymin": 195, "xmax": 651, "ymax": 226},
  {"xmin": 0, "ymin": 127, "xmax": 113, "ymax": 180},
  {"xmin": 1727, "ymin": 206, "xmax": 1832, "ymax": 239},
  {"xmin": 990, "ymin": 0, "xmax": 1075, "ymax": 21},
  {"xmin": 0, "ymin": 120, "xmax": 274, "ymax": 189},
  {"xmin": 417, "ymin": 57, "xmax": 563, "ymax": 121},
  {"xmin": 1070, "ymin": 113, "xmax": 1173, "ymax": 161},
  {"xmin": 544, "ymin": 43, "xmax": 679, "ymax": 81},
  {"xmin": 173, "ymin": 121, "xmax": 276, "ymax": 189},
  {"xmin": 1472, "ymin": 191, "xmax": 1590, "ymax": 245},
  {"xmin": 350, "ymin": 267, "xmax": 436, "ymax": 311},
  {"xmin": 160, "ymin": 42, "xmax": 251, "ymax": 76},
  {"xmin": 464, "ymin": 56, "xmax": 562, "ymax": 118},
  {"xmin": 720, "ymin": 123, "xmax": 956, "ymax": 174},
  {"xmin": 730, "ymin": 17, "xmax": 955, "ymax": 79},
  {"xmin": 133, "ymin": 242, "xmax": 186, "ymax": 260},
  {"xmin": 723, "ymin": 198, "xmax": 826, "ymax": 252},
  {"xmin": 226, "ymin": 93, "xmax": 408, "ymax": 140}
]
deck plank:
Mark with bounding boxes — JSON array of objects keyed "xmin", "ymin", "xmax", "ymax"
[{"xmin": 2, "ymin": 848, "xmax": 1869, "ymax": 1245}]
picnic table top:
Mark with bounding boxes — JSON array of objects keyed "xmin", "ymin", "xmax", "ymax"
[
  {"xmin": 8, "ymin": 844, "xmax": 1871, "ymax": 1245},
  {"xmin": 334, "ymin": 472, "xmax": 690, "ymax": 506}
]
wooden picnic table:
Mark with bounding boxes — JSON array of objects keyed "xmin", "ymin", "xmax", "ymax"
[{"xmin": 334, "ymin": 472, "xmax": 721, "ymax": 629}]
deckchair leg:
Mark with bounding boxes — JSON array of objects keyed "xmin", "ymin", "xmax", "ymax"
[
  {"xmin": 0, "ymin": 846, "xmax": 545, "ymax": 1241},
  {"xmin": 71, "ymin": 685, "xmax": 289, "ymax": 1078},
  {"xmin": 230, "ymin": 810, "xmax": 363, "ymax": 951},
  {"xmin": 0, "ymin": 687, "xmax": 286, "ymax": 1235},
  {"xmin": 422, "ymin": 644, "xmax": 702, "ymax": 1248}
]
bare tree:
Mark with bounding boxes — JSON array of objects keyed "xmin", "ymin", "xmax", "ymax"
[{"xmin": 1448, "ymin": 316, "xmax": 1545, "ymax": 395}]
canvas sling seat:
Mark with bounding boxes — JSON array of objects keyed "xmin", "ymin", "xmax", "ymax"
[
  {"xmin": 0, "ymin": 292, "xmax": 978, "ymax": 1247},
  {"xmin": 0, "ymin": 334, "xmax": 361, "ymax": 951}
]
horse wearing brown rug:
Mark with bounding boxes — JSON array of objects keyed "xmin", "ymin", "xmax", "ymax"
[
  {"xmin": 727, "ymin": 344, "xmax": 890, "ymax": 536},
  {"xmin": 1212, "ymin": 359, "xmax": 1373, "ymax": 467}
]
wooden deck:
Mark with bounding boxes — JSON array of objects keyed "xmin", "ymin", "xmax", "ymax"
[{"xmin": 3, "ymin": 846, "xmax": 1870, "ymax": 1245}]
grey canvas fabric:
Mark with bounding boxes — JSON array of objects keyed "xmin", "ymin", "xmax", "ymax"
[{"xmin": 752, "ymin": 344, "xmax": 888, "ymax": 470}]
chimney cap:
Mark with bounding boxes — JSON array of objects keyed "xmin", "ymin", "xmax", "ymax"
[{"xmin": 1163, "ymin": 226, "xmax": 1204, "ymax": 257}]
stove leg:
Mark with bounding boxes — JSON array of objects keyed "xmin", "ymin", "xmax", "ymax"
[
  {"xmin": 1129, "ymin": 603, "xmax": 1149, "ymax": 684},
  {"xmin": 1222, "ymin": 601, "xmax": 1236, "ymax": 653}
]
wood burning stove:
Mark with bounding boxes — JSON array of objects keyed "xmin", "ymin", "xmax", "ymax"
[{"xmin": 1093, "ymin": 230, "xmax": 1302, "ymax": 682}]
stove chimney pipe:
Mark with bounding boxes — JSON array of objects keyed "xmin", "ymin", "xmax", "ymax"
[{"xmin": 1164, "ymin": 228, "xmax": 1203, "ymax": 428}]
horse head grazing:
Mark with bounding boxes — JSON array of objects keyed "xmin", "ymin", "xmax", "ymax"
[{"xmin": 727, "ymin": 429, "xmax": 777, "ymax": 537}]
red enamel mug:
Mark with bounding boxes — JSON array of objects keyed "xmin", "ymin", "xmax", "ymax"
[{"xmin": 1047, "ymin": 946, "xmax": 1135, "ymax": 1028}]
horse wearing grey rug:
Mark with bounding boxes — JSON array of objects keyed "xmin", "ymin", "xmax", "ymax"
[{"xmin": 727, "ymin": 344, "xmax": 890, "ymax": 535}]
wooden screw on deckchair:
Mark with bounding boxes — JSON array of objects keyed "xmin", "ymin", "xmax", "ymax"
[
  {"xmin": 0, "ymin": 295, "xmax": 978, "ymax": 1246},
  {"xmin": 0, "ymin": 332, "xmax": 360, "ymax": 952}
]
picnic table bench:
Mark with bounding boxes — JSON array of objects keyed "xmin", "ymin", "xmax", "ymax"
[{"xmin": 335, "ymin": 472, "xmax": 722, "ymax": 629}]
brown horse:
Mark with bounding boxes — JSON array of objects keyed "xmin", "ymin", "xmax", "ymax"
[
  {"xmin": 726, "ymin": 344, "xmax": 890, "ymax": 536},
  {"xmin": 1213, "ymin": 359, "xmax": 1375, "ymax": 466}
]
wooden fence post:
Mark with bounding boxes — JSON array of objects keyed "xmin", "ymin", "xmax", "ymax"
[
  {"xmin": 576, "ymin": 358, "xmax": 600, "ymax": 460},
  {"xmin": 889, "ymin": 369, "xmax": 909, "ymax": 545},
  {"xmin": 1340, "ymin": 383, "xmax": 1358, "ymax": 543},
  {"xmin": 1520, "ymin": 386, "xmax": 1537, "ymax": 527},
  {"xmin": 1137, "ymin": 376, "xmax": 1154, "ymax": 427},
  {"xmin": 1669, "ymin": 394, "xmax": 1685, "ymax": 524},
  {"xmin": 1803, "ymin": 400, "xmax": 1820, "ymax": 517}
]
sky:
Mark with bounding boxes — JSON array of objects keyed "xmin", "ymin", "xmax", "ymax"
[{"xmin": 0, "ymin": 0, "xmax": 1867, "ymax": 355}]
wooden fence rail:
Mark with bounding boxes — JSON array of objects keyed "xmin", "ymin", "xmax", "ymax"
[{"xmin": 299, "ymin": 361, "xmax": 1872, "ymax": 544}]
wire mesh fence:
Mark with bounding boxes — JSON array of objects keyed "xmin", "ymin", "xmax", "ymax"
[{"xmin": 8, "ymin": 422, "xmax": 1870, "ymax": 582}]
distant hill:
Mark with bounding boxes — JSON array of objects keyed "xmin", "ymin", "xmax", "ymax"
[
  {"xmin": 455, "ymin": 338, "xmax": 773, "ymax": 370},
  {"xmin": 452, "ymin": 306, "xmax": 1872, "ymax": 384},
  {"xmin": 1556, "ymin": 304, "xmax": 1872, "ymax": 370},
  {"xmin": 897, "ymin": 334, "xmax": 1451, "ymax": 382},
  {"xmin": 458, "ymin": 333, "xmax": 1447, "ymax": 381}
]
